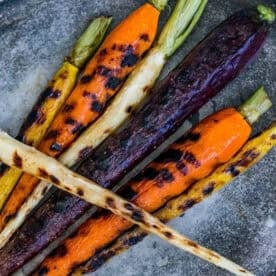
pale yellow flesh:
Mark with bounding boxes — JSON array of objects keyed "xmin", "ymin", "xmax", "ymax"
[{"xmin": 0, "ymin": 130, "xmax": 252, "ymax": 276}]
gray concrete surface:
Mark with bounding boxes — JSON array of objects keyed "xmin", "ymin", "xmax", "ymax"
[{"xmin": 0, "ymin": 0, "xmax": 275, "ymax": 275}]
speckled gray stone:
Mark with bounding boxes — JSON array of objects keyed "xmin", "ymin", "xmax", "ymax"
[{"xmin": 0, "ymin": 0, "xmax": 275, "ymax": 275}]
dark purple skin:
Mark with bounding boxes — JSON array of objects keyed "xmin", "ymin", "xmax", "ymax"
[{"xmin": 0, "ymin": 8, "xmax": 270, "ymax": 275}]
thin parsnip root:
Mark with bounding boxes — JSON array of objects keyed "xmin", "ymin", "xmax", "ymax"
[
  {"xmin": 81, "ymin": 123, "xmax": 276, "ymax": 273},
  {"xmin": 0, "ymin": 0, "xmax": 207, "ymax": 253},
  {"xmin": 0, "ymin": 17, "xmax": 111, "ymax": 210},
  {"xmin": 0, "ymin": 130, "xmax": 252, "ymax": 276},
  {"xmin": 0, "ymin": 2, "xmax": 159, "ymax": 235}
]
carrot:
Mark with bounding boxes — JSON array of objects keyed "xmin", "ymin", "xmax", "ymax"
[
  {"xmin": 0, "ymin": 17, "xmax": 112, "ymax": 211},
  {"xmin": 32, "ymin": 87, "xmax": 271, "ymax": 275},
  {"xmin": 0, "ymin": 2, "xmax": 160, "ymax": 233},
  {"xmin": 0, "ymin": 129, "xmax": 253, "ymax": 276},
  {"xmin": 81, "ymin": 123, "xmax": 276, "ymax": 273}
]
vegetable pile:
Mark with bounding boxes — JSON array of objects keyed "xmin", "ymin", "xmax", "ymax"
[{"xmin": 0, "ymin": 1, "xmax": 274, "ymax": 275}]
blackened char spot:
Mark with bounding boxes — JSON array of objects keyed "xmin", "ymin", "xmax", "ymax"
[
  {"xmin": 126, "ymin": 106, "xmax": 133, "ymax": 113},
  {"xmin": 83, "ymin": 91, "xmax": 97, "ymax": 99},
  {"xmin": 49, "ymin": 175, "xmax": 60, "ymax": 185},
  {"xmin": 271, "ymin": 134, "xmax": 276, "ymax": 140},
  {"xmin": 140, "ymin": 33, "xmax": 150, "ymax": 42},
  {"xmin": 105, "ymin": 76, "xmax": 123, "ymax": 90},
  {"xmin": 121, "ymin": 45, "xmax": 139, "ymax": 67},
  {"xmin": 39, "ymin": 87, "xmax": 61, "ymax": 103},
  {"xmin": 36, "ymin": 266, "xmax": 49, "ymax": 276},
  {"xmin": 176, "ymin": 161, "xmax": 188, "ymax": 175},
  {"xmin": 38, "ymin": 168, "xmax": 49, "ymax": 178},
  {"xmin": 72, "ymin": 123, "xmax": 85, "ymax": 135},
  {"xmin": 160, "ymin": 169, "xmax": 174, "ymax": 182},
  {"xmin": 80, "ymin": 74, "xmax": 93, "ymax": 84},
  {"xmin": 77, "ymin": 188, "xmax": 84, "ymax": 196},
  {"xmin": 63, "ymin": 103, "xmax": 75, "ymax": 113},
  {"xmin": 50, "ymin": 142, "xmax": 62, "ymax": 152},
  {"xmin": 45, "ymin": 130, "xmax": 59, "ymax": 140},
  {"xmin": 123, "ymin": 233, "xmax": 146, "ymax": 247},
  {"xmin": 65, "ymin": 117, "xmax": 76, "ymax": 125},
  {"xmin": 202, "ymin": 182, "xmax": 214, "ymax": 195},
  {"xmin": 91, "ymin": 100, "xmax": 103, "ymax": 113},
  {"xmin": 155, "ymin": 148, "xmax": 183, "ymax": 163},
  {"xmin": 99, "ymin": 48, "xmax": 107, "ymax": 56},
  {"xmin": 187, "ymin": 240, "xmax": 198, "ymax": 248},
  {"xmin": 106, "ymin": 197, "xmax": 116, "ymax": 209},
  {"xmin": 179, "ymin": 199, "xmax": 196, "ymax": 210},
  {"xmin": 163, "ymin": 231, "xmax": 173, "ymax": 239},
  {"xmin": 183, "ymin": 151, "xmax": 200, "ymax": 167},
  {"xmin": 97, "ymin": 65, "xmax": 112, "ymax": 76},
  {"xmin": 226, "ymin": 165, "xmax": 240, "ymax": 177},
  {"xmin": 48, "ymin": 244, "xmax": 68, "ymax": 258},
  {"xmin": 131, "ymin": 210, "xmax": 144, "ymax": 222},
  {"xmin": 41, "ymin": 186, "xmax": 48, "ymax": 195},
  {"xmin": 13, "ymin": 151, "xmax": 22, "ymax": 168},
  {"xmin": 4, "ymin": 212, "xmax": 16, "ymax": 223}
]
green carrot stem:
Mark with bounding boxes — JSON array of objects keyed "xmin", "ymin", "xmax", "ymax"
[
  {"xmin": 157, "ymin": 0, "xmax": 208, "ymax": 57},
  {"xmin": 148, "ymin": 0, "xmax": 168, "ymax": 11},
  {"xmin": 68, "ymin": 16, "xmax": 112, "ymax": 68},
  {"xmin": 238, "ymin": 86, "xmax": 272, "ymax": 125},
  {"xmin": 257, "ymin": 5, "xmax": 275, "ymax": 23}
]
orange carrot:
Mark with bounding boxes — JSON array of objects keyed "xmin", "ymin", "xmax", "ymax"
[
  {"xmin": 0, "ymin": 3, "xmax": 160, "ymax": 231},
  {"xmin": 34, "ymin": 108, "xmax": 251, "ymax": 275}
]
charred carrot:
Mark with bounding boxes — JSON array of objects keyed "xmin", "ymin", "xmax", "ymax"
[
  {"xmin": 0, "ymin": 131, "xmax": 253, "ymax": 276},
  {"xmin": 82, "ymin": 123, "xmax": 276, "ymax": 273},
  {"xmin": 0, "ymin": 17, "xmax": 111, "ymax": 210},
  {"xmin": 30, "ymin": 87, "xmax": 271, "ymax": 275},
  {"xmin": 0, "ymin": 1, "xmax": 161, "ymax": 236},
  {"xmin": 0, "ymin": 6, "xmax": 273, "ymax": 273},
  {"xmin": 0, "ymin": 0, "xmax": 207, "ymax": 251}
]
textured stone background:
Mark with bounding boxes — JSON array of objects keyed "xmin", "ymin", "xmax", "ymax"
[{"xmin": 0, "ymin": 0, "xmax": 275, "ymax": 275}]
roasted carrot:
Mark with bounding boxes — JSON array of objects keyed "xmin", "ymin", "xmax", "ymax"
[
  {"xmin": 0, "ymin": 2, "xmax": 160, "ymax": 233},
  {"xmin": 0, "ymin": 17, "xmax": 111, "ymax": 211},
  {"xmin": 0, "ymin": 131, "xmax": 253, "ymax": 276},
  {"xmin": 81, "ymin": 123, "xmax": 276, "ymax": 273},
  {"xmin": 32, "ymin": 86, "xmax": 272, "ymax": 275},
  {"xmin": 0, "ymin": 0, "xmax": 207, "ymax": 252}
]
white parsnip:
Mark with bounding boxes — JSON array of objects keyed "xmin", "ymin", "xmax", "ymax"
[
  {"xmin": 0, "ymin": 0, "xmax": 208, "ymax": 247},
  {"xmin": 0, "ymin": 130, "xmax": 252, "ymax": 276}
]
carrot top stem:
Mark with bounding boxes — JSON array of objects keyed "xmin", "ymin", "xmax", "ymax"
[
  {"xmin": 157, "ymin": 0, "xmax": 208, "ymax": 57},
  {"xmin": 257, "ymin": 5, "xmax": 275, "ymax": 23},
  {"xmin": 238, "ymin": 86, "xmax": 272, "ymax": 125},
  {"xmin": 67, "ymin": 16, "xmax": 112, "ymax": 68},
  {"xmin": 148, "ymin": 0, "xmax": 168, "ymax": 11}
]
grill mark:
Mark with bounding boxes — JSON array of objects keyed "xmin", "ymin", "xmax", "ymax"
[
  {"xmin": 49, "ymin": 175, "xmax": 60, "ymax": 185},
  {"xmin": 83, "ymin": 91, "xmax": 97, "ymax": 99},
  {"xmin": 4, "ymin": 212, "xmax": 16, "ymax": 223},
  {"xmin": 121, "ymin": 45, "xmax": 139, "ymax": 67},
  {"xmin": 65, "ymin": 117, "xmax": 76, "ymax": 125},
  {"xmin": 159, "ymin": 169, "xmax": 174, "ymax": 182},
  {"xmin": 80, "ymin": 74, "xmax": 93, "ymax": 84},
  {"xmin": 99, "ymin": 48, "xmax": 107, "ymax": 56},
  {"xmin": 155, "ymin": 148, "xmax": 183, "ymax": 163},
  {"xmin": 202, "ymin": 182, "xmax": 215, "ymax": 195},
  {"xmin": 63, "ymin": 103, "xmax": 75, "ymax": 113},
  {"xmin": 176, "ymin": 161, "xmax": 188, "ymax": 175},
  {"xmin": 91, "ymin": 100, "xmax": 103, "ymax": 113},
  {"xmin": 72, "ymin": 123, "xmax": 85, "ymax": 135},
  {"xmin": 178, "ymin": 199, "xmax": 196, "ymax": 211},
  {"xmin": 126, "ymin": 106, "xmax": 133, "ymax": 113},
  {"xmin": 225, "ymin": 164, "xmax": 240, "ymax": 177},
  {"xmin": 124, "ymin": 203, "xmax": 144, "ymax": 222},
  {"xmin": 105, "ymin": 76, "xmax": 123, "ymax": 90},
  {"xmin": 182, "ymin": 151, "xmax": 200, "ymax": 167},
  {"xmin": 13, "ymin": 151, "xmax": 22, "ymax": 168},
  {"xmin": 106, "ymin": 197, "xmax": 116, "ymax": 209},
  {"xmin": 38, "ymin": 168, "xmax": 49, "ymax": 178},
  {"xmin": 123, "ymin": 233, "xmax": 147, "ymax": 247},
  {"xmin": 96, "ymin": 65, "xmax": 112, "ymax": 76},
  {"xmin": 187, "ymin": 240, "xmax": 198, "ymax": 248},
  {"xmin": 77, "ymin": 188, "xmax": 84, "ymax": 196},
  {"xmin": 140, "ymin": 33, "xmax": 150, "ymax": 42},
  {"xmin": 163, "ymin": 231, "xmax": 173, "ymax": 239}
]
